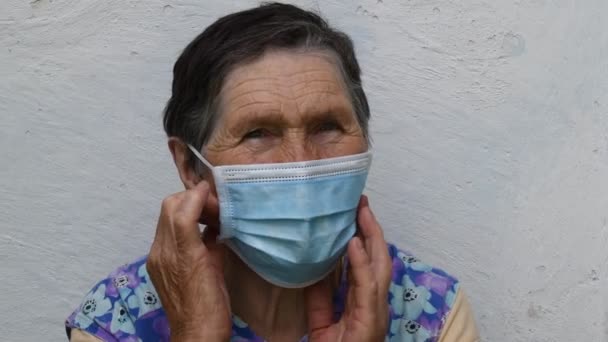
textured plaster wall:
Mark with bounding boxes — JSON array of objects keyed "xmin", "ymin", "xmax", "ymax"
[{"xmin": 1, "ymin": 0, "xmax": 608, "ymax": 341}]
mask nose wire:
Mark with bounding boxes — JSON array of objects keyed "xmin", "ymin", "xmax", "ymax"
[{"xmin": 186, "ymin": 144, "xmax": 214, "ymax": 170}]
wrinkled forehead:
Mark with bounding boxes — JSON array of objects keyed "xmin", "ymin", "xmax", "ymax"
[
  {"xmin": 222, "ymin": 49, "xmax": 347, "ymax": 90},
  {"xmin": 217, "ymin": 49, "xmax": 354, "ymax": 119}
]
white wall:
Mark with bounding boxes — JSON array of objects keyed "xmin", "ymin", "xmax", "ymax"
[{"xmin": 2, "ymin": 0, "xmax": 607, "ymax": 341}]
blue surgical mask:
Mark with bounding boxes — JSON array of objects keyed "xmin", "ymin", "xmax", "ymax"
[{"xmin": 187, "ymin": 145, "xmax": 372, "ymax": 288}]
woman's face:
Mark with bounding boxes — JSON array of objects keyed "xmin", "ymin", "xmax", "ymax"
[{"xmin": 204, "ymin": 50, "xmax": 367, "ymax": 166}]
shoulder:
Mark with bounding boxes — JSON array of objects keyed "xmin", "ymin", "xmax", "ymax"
[
  {"xmin": 385, "ymin": 243, "xmax": 460, "ymax": 342},
  {"xmin": 65, "ymin": 256, "xmax": 169, "ymax": 341}
]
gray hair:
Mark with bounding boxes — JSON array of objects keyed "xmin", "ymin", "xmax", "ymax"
[{"xmin": 163, "ymin": 2, "xmax": 370, "ymax": 169}]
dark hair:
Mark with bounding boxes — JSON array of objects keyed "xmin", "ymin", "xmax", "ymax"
[{"xmin": 163, "ymin": 2, "xmax": 370, "ymax": 165}]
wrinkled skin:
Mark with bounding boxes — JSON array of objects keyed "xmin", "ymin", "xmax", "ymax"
[{"xmin": 147, "ymin": 50, "xmax": 391, "ymax": 341}]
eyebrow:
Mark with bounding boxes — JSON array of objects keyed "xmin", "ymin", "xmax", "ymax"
[
  {"xmin": 226, "ymin": 103, "xmax": 355, "ymax": 135},
  {"xmin": 229, "ymin": 109, "xmax": 286, "ymax": 134}
]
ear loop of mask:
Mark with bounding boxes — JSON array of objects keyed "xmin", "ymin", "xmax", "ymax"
[{"xmin": 187, "ymin": 144, "xmax": 214, "ymax": 171}]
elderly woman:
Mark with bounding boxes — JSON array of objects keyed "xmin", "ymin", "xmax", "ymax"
[{"xmin": 66, "ymin": 3, "xmax": 479, "ymax": 342}]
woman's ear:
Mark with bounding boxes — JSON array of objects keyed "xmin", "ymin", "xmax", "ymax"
[
  {"xmin": 168, "ymin": 137, "xmax": 220, "ymax": 226},
  {"xmin": 168, "ymin": 137, "xmax": 199, "ymax": 189}
]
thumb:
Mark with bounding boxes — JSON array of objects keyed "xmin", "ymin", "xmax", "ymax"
[{"xmin": 175, "ymin": 181, "xmax": 210, "ymax": 250}]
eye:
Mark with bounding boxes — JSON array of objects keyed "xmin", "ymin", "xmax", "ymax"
[
  {"xmin": 243, "ymin": 128, "xmax": 269, "ymax": 140},
  {"xmin": 316, "ymin": 120, "xmax": 342, "ymax": 133}
]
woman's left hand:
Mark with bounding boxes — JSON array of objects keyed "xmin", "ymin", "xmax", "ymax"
[{"xmin": 305, "ymin": 195, "xmax": 392, "ymax": 342}]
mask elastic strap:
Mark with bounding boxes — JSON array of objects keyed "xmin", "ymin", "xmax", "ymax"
[{"xmin": 186, "ymin": 144, "xmax": 214, "ymax": 170}]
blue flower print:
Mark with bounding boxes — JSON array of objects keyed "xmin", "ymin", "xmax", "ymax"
[
  {"xmin": 110, "ymin": 303, "xmax": 136, "ymax": 335},
  {"xmin": 444, "ymin": 283, "xmax": 458, "ymax": 310},
  {"xmin": 126, "ymin": 285, "xmax": 162, "ymax": 319},
  {"xmin": 397, "ymin": 250, "xmax": 432, "ymax": 273},
  {"xmin": 67, "ymin": 244, "xmax": 459, "ymax": 342},
  {"xmin": 74, "ymin": 283, "xmax": 112, "ymax": 329},
  {"xmin": 402, "ymin": 274, "xmax": 437, "ymax": 320},
  {"xmin": 389, "ymin": 281, "xmax": 405, "ymax": 315},
  {"xmin": 137, "ymin": 260, "xmax": 149, "ymax": 279},
  {"xmin": 106, "ymin": 265, "xmax": 141, "ymax": 298},
  {"xmin": 388, "ymin": 313, "xmax": 402, "ymax": 337},
  {"xmin": 397, "ymin": 320, "xmax": 432, "ymax": 342}
]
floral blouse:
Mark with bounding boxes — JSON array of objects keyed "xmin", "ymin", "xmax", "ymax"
[{"xmin": 66, "ymin": 244, "xmax": 460, "ymax": 342}]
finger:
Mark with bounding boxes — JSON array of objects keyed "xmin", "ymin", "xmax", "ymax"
[
  {"xmin": 357, "ymin": 194, "xmax": 369, "ymax": 211},
  {"xmin": 347, "ymin": 237, "xmax": 376, "ymax": 310},
  {"xmin": 357, "ymin": 195, "xmax": 383, "ymax": 241},
  {"xmin": 304, "ymin": 278, "xmax": 334, "ymax": 335},
  {"xmin": 149, "ymin": 194, "xmax": 185, "ymax": 287},
  {"xmin": 199, "ymin": 189, "xmax": 220, "ymax": 226},
  {"xmin": 174, "ymin": 181, "xmax": 210, "ymax": 249},
  {"xmin": 202, "ymin": 225, "xmax": 224, "ymax": 273},
  {"xmin": 155, "ymin": 193, "xmax": 183, "ymax": 243},
  {"xmin": 357, "ymin": 197, "xmax": 391, "ymax": 280}
]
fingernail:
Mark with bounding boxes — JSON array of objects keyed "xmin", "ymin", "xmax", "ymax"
[
  {"xmin": 361, "ymin": 195, "xmax": 369, "ymax": 207},
  {"xmin": 358, "ymin": 195, "xmax": 369, "ymax": 211}
]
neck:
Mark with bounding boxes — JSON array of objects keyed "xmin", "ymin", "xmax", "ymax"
[{"xmin": 224, "ymin": 249, "xmax": 308, "ymax": 342}]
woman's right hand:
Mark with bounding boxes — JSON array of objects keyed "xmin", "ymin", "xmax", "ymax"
[{"xmin": 146, "ymin": 181, "xmax": 231, "ymax": 342}]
